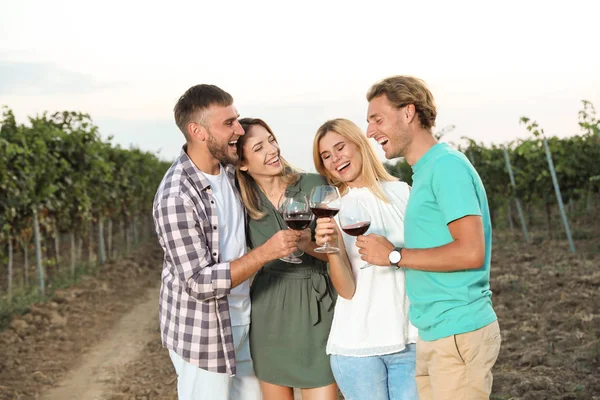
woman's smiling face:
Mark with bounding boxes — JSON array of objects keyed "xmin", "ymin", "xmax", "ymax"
[
  {"xmin": 318, "ymin": 131, "xmax": 365, "ymax": 188},
  {"xmin": 239, "ymin": 124, "xmax": 283, "ymax": 178}
]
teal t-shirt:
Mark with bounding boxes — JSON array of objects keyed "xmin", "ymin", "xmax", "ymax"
[{"xmin": 404, "ymin": 143, "xmax": 497, "ymax": 341}]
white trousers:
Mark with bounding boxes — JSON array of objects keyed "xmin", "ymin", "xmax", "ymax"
[{"xmin": 169, "ymin": 324, "xmax": 262, "ymax": 400}]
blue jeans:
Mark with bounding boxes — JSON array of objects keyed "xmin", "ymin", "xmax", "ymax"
[{"xmin": 330, "ymin": 344, "xmax": 418, "ymax": 400}]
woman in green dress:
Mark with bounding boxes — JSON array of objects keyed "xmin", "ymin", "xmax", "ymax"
[{"xmin": 236, "ymin": 118, "xmax": 338, "ymax": 400}]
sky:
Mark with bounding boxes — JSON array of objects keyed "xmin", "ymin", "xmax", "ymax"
[{"xmin": 1, "ymin": 0, "xmax": 599, "ymax": 172}]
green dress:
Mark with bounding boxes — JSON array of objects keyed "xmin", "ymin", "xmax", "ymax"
[{"xmin": 248, "ymin": 173, "xmax": 337, "ymax": 388}]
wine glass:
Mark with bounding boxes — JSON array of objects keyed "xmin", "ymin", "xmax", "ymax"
[
  {"xmin": 338, "ymin": 197, "xmax": 373, "ymax": 269},
  {"xmin": 278, "ymin": 191, "xmax": 308, "ymax": 264},
  {"xmin": 283, "ymin": 194, "xmax": 312, "ymax": 258},
  {"xmin": 309, "ymin": 185, "xmax": 341, "ymax": 253}
]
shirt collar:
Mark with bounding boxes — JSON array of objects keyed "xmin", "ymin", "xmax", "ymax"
[
  {"xmin": 412, "ymin": 143, "xmax": 448, "ymax": 174},
  {"xmin": 179, "ymin": 145, "xmax": 236, "ymax": 191}
]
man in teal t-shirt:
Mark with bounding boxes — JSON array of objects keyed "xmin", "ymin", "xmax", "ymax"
[{"xmin": 356, "ymin": 75, "xmax": 501, "ymax": 400}]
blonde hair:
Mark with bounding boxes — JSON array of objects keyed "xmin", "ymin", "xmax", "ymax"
[
  {"xmin": 313, "ymin": 118, "xmax": 397, "ymax": 202},
  {"xmin": 236, "ymin": 118, "xmax": 300, "ymax": 220},
  {"xmin": 367, "ymin": 75, "xmax": 437, "ymax": 131}
]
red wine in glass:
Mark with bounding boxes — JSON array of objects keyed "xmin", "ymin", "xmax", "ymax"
[
  {"xmin": 342, "ymin": 221, "xmax": 371, "ymax": 236},
  {"xmin": 285, "ymin": 212, "xmax": 312, "ymax": 230},
  {"xmin": 310, "ymin": 207, "xmax": 340, "ymax": 218}
]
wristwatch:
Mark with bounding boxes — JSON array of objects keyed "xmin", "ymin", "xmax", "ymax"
[{"xmin": 388, "ymin": 247, "xmax": 403, "ymax": 267}]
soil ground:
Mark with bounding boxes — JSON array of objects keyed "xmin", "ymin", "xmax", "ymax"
[{"xmin": 0, "ymin": 232, "xmax": 598, "ymax": 400}]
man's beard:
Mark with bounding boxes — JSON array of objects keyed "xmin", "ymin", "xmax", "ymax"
[
  {"xmin": 395, "ymin": 139, "xmax": 411, "ymax": 159},
  {"xmin": 391, "ymin": 129, "xmax": 412, "ymax": 159},
  {"xmin": 206, "ymin": 130, "xmax": 238, "ymax": 165}
]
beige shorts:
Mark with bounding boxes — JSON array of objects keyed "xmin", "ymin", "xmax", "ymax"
[{"xmin": 416, "ymin": 320, "xmax": 501, "ymax": 400}]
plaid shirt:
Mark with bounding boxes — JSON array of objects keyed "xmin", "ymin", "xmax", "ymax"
[{"xmin": 152, "ymin": 148, "xmax": 239, "ymax": 375}]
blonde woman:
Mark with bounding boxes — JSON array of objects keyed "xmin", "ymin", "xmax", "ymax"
[
  {"xmin": 236, "ymin": 118, "xmax": 338, "ymax": 400},
  {"xmin": 313, "ymin": 118, "xmax": 418, "ymax": 400}
]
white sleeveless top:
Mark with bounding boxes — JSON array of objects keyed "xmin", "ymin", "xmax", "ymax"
[{"xmin": 326, "ymin": 181, "xmax": 419, "ymax": 357}]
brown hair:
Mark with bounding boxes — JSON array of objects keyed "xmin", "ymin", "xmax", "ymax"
[
  {"xmin": 367, "ymin": 76, "xmax": 437, "ymax": 131},
  {"xmin": 173, "ymin": 84, "xmax": 233, "ymax": 140},
  {"xmin": 313, "ymin": 118, "xmax": 397, "ymax": 202},
  {"xmin": 236, "ymin": 118, "xmax": 300, "ymax": 220}
]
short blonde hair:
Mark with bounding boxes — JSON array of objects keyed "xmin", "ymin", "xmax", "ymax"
[
  {"xmin": 367, "ymin": 75, "xmax": 437, "ymax": 131},
  {"xmin": 313, "ymin": 118, "xmax": 397, "ymax": 202}
]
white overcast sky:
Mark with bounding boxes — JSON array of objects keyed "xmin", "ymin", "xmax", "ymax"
[{"xmin": 1, "ymin": 0, "xmax": 599, "ymax": 172}]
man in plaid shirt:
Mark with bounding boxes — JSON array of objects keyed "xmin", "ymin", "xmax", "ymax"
[{"xmin": 153, "ymin": 84, "xmax": 301, "ymax": 399}]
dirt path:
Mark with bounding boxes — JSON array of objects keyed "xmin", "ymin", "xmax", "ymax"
[
  {"xmin": 42, "ymin": 286, "xmax": 159, "ymax": 400},
  {"xmin": 0, "ymin": 242, "xmax": 164, "ymax": 400}
]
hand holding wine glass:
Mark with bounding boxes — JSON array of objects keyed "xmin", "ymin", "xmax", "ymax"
[
  {"xmin": 310, "ymin": 185, "xmax": 341, "ymax": 253},
  {"xmin": 314, "ymin": 217, "xmax": 341, "ymax": 249},
  {"xmin": 262, "ymin": 229, "xmax": 302, "ymax": 261},
  {"xmin": 355, "ymin": 233, "xmax": 397, "ymax": 269},
  {"xmin": 296, "ymin": 227, "xmax": 313, "ymax": 253}
]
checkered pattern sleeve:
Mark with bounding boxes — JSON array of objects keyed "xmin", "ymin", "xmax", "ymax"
[{"xmin": 154, "ymin": 195, "xmax": 232, "ymax": 301}]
